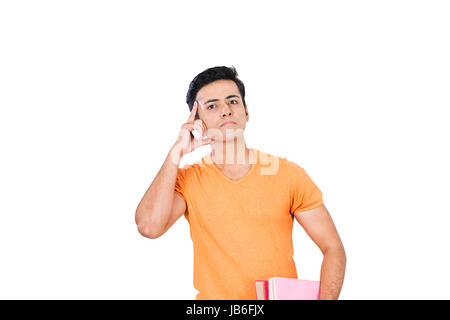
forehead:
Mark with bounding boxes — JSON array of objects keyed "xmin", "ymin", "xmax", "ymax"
[{"xmin": 196, "ymin": 79, "xmax": 240, "ymax": 101}]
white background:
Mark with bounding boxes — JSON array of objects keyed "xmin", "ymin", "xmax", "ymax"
[{"xmin": 1, "ymin": 1, "xmax": 449, "ymax": 299}]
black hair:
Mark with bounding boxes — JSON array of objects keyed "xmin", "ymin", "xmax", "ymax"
[{"xmin": 186, "ymin": 66, "xmax": 247, "ymax": 119}]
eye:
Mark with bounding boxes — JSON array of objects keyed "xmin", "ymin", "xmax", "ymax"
[
  {"xmin": 230, "ymin": 100, "xmax": 238, "ymax": 104},
  {"xmin": 207, "ymin": 104, "xmax": 216, "ymax": 110}
]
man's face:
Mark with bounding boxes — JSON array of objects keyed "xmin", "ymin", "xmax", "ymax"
[{"xmin": 196, "ymin": 79, "xmax": 249, "ymax": 142}]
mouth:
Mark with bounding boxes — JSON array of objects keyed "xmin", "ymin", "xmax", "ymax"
[{"xmin": 220, "ymin": 121, "xmax": 237, "ymax": 127}]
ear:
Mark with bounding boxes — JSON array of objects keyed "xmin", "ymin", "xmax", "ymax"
[{"xmin": 245, "ymin": 104, "xmax": 249, "ymax": 122}]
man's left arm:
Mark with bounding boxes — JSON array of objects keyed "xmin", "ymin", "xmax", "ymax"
[{"xmin": 293, "ymin": 203, "xmax": 347, "ymax": 300}]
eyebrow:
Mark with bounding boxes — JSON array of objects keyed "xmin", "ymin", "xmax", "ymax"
[{"xmin": 203, "ymin": 95, "xmax": 240, "ymax": 105}]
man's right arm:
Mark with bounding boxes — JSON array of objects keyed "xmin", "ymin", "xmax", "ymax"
[
  {"xmin": 135, "ymin": 101, "xmax": 213, "ymax": 239},
  {"xmin": 135, "ymin": 144, "xmax": 186, "ymax": 239}
]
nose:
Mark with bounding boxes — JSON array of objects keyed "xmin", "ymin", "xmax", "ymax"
[{"xmin": 220, "ymin": 103, "xmax": 232, "ymax": 117}]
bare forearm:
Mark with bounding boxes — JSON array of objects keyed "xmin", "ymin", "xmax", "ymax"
[
  {"xmin": 135, "ymin": 144, "xmax": 182, "ymax": 234},
  {"xmin": 319, "ymin": 247, "xmax": 346, "ymax": 300}
]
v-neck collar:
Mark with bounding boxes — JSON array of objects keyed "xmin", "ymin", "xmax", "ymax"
[{"xmin": 202, "ymin": 149, "xmax": 259, "ymax": 184}]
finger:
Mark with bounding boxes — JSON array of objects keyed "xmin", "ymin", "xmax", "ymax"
[
  {"xmin": 188, "ymin": 101, "xmax": 198, "ymax": 122},
  {"xmin": 194, "ymin": 120, "xmax": 208, "ymax": 138},
  {"xmin": 200, "ymin": 137, "xmax": 214, "ymax": 146},
  {"xmin": 194, "ymin": 136, "xmax": 213, "ymax": 149},
  {"xmin": 180, "ymin": 124, "xmax": 197, "ymax": 142},
  {"xmin": 193, "ymin": 122, "xmax": 203, "ymax": 139},
  {"xmin": 192, "ymin": 129, "xmax": 201, "ymax": 140},
  {"xmin": 193, "ymin": 120, "xmax": 205, "ymax": 137},
  {"xmin": 181, "ymin": 123, "xmax": 194, "ymax": 133}
]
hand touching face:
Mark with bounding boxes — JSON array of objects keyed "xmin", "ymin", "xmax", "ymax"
[{"xmin": 174, "ymin": 101, "xmax": 214, "ymax": 158}]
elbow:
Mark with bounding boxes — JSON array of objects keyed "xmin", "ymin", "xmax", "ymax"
[
  {"xmin": 135, "ymin": 207, "xmax": 162, "ymax": 239},
  {"xmin": 323, "ymin": 242, "xmax": 346, "ymax": 258},
  {"xmin": 137, "ymin": 222, "xmax": 162, "ymax": 239}
]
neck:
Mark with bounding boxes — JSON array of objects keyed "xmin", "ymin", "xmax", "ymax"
[{"xmin": 209, "ymin": 136, "xmax": 253, "ymax": 169}]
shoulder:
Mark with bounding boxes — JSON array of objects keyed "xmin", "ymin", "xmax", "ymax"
[
  {"xmin": 177, "ymin": 158, "xmax": 208, "ymax": 178},
  {"xmin": 286, "ymin": 159, "xmax": 306, "ymax": 172},
  {"xmin": 257, "ymin": 149, "xmax": 303, "ymax": 168},
  {"xmin": 256, "ymin": 149, "xmax": 299, "ymax": 177},
  {"xmin": 258, "ymin": 150, "xmax": 314, "ymax": 181}
]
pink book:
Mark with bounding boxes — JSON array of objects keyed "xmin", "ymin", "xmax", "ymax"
[
  {"xmin": 255, "ymin": 277, "xmax": 320, "ymax": 300},
  {"xmin": 255, "ymin": 280, "xmax": 269, "ymax": 300}
]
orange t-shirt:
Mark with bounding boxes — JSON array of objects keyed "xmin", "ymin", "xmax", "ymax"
[{"xmin": 174, "ymin": 149, "xmax": 323, "ymax": 300}]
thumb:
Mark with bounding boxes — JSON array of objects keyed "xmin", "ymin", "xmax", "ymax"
[{"xmin": 200, "ymin": 137, "xmax": 214, "ymax": 146}]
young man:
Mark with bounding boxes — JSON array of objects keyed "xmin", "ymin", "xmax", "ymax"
[{"xmin": 135, "ymin": 66, "xmax": 346, "ymax": 300}]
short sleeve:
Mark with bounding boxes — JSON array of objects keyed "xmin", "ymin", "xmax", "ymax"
[
  {"xmin": 174, "ymin": 166, "xmax": 188, "ymax": 201},
  {"xmin": 288, "ymin": 161, "xmax": 323, "ymax": 214}
]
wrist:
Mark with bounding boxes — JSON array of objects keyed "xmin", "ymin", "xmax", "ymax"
[{"xmin": 169, "ymin": 143, "xmax": 183, "ymax": 165}]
